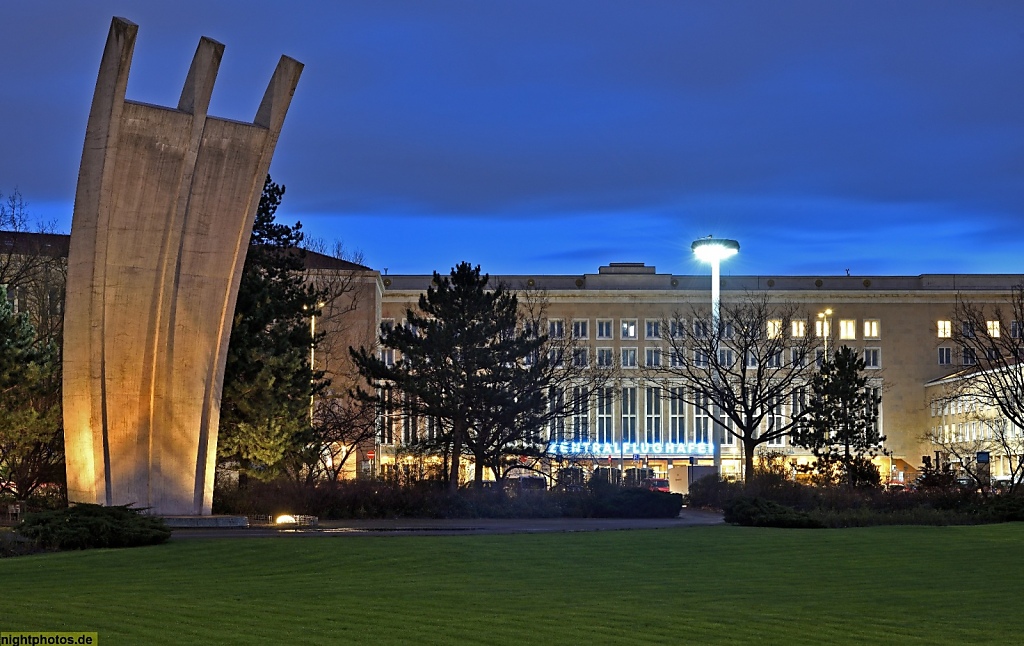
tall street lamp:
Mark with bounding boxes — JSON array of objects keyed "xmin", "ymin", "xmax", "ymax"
[
  {"xmin": 691, "ymin": 236, "xmax": 739, "ymax": 476},
  {"xmin": 818, "ymin": 308, "xmax": 833, "ymax": 360}
]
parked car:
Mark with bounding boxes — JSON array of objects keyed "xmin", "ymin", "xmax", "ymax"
[
  {"xmin": 506, "ymin": 475, "xmax": 547, "ymax": 495},
  {"xmin": 640, "ymin": 478, "xmax": 670, "ymax": 493}
]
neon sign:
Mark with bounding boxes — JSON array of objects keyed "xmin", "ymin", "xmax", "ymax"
[{"xmin": 547, "ymin": 441, "xmax": 713, "ymax": 456}]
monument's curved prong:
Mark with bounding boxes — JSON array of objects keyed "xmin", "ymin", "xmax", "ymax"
[{"xmin": 64, "ymin": 17, "xmax": 302, "ymax": 516}]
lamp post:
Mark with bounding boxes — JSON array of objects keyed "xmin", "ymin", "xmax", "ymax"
[
  {"xmin": 817, "ymin": 308, "xmax": 833, "ymax": 361},
  {"xmin": 307, "ymin": 301, "xmax": 325, "ymax": 425},
  {"xmin": 691, "ymin": 236, "xmax": 739, "ymax": 476}
]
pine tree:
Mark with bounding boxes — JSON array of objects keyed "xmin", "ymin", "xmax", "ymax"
[
  {"xmin": 351, "ymin": 262, "xmax": 549, "ymax": 489},
  {"xmin": 217, "ymin": 176, "xmax": 328, "ymax": 481},
  {"xmin": 793, "ymin": 345, "xmax": 883, "ymax": 488},
  {"xmin": 0, "ymin": 287, "xmax": 63, "ymax": 498}
]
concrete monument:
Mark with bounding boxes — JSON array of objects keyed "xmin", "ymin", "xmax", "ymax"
[{"xmin": 63, "ymin": 17, "xmax": 302, "ymax": 515}]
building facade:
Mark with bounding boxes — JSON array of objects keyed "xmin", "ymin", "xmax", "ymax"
[{"xmin": 378, "ymin": 263, "xmax": 1024, "ymax": 485}]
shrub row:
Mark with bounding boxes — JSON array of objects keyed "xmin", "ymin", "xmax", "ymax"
[
  {"xmin": 691, "ymin": 474, "xmax": 1024, "ymax": 528},
  {"xmin": 213, "ymin": 478, "xmax": 683, "ymax": 520}
]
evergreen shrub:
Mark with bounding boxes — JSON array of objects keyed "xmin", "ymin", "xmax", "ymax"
[{"xmin": 16, "ymin": 503, "xmax": 171, "ymax": 550}]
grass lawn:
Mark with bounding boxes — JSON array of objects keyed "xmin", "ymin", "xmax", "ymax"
[{"xmin": 2, "ymin": 524, "xmax": 1022, "ymax": 645}]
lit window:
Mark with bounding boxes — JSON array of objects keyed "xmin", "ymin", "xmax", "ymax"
[
  {"xmin": 621, "ymin": 387, "xmax": 637, "ymax": 443},
  {"xmin": 596, "ymin": 388, "xmax": 614, "ymax": 443},
  {"xmin": 621, "ymin": 347, "xmax": 638, "ymax": 368},
  {"xmin": 938, "ymin": 347, "xmax": 952, "ymax": 365},
  {"xmin": 693, "ymin": 392, "xmax": 710, "ymax": 443},
  {"xmin": 864, "ymin": 319, "xmax": 880, "ymax": 339},
  {"xmin": 596, "ymin": 347, "xmax": 614, "ymax": 367},
  {"xmin": 572, "ymin": 319, "xmax": 589, "ymax": 339},
  {"xmin": 645, "ymin": 347, "xmax": 662, "ymax": 367},
  {"xmin": 571, "ymin": 386, "xmax": 590, "ymax": 441},
  {"xmin": 791, "ymin": 320, "xmax": 806, "ymax": 338},
  {"xmin": 596, "ymin": 319, "xmax": 613, "ymax": 339},
  {"xmin": 767, "ymin": 319, "xmax": 782, "ymax": 339},
  {"xmin": 864, "ymin": 348, "xmax": 880, "ymax": 369},
  {"xmin": 645, "ymin": 320, "xmax": 661, "ymax": 339},
  {"xmin": 548, "ymin": 319, "xmax": 564, "ymax": 339},
  {"xmin": 987, "ymin": 320, "xmax": 1001, "ymax": 338},
  {"xmin": 839, "ymin": 319, "xmax": 857, "ymax": 340},
  {"xmin": 669, "ymin": 388, "xmax": 686, "ymax": 443},
  {"xmin": 645, "ymin": 387, "xmax": 662, "ymax": 444},
  {"xmin": 815, "ymin": 319, "xmax": 831, "ymax": 338},
  {"xmin": 621, "ymin": 319, "xmax": 638, "ymax": 340},
  {"xmin": 937, "ymin": 320, "xmax": 951, "ymax": 338}
]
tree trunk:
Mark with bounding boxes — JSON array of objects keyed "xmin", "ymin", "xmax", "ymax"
[
  {"xmin": 474, "ymin": 457, "xmax": 485, "ymax": 487},
  {"xmin": 744, "ymin": 439, "xmax": 756, "ymax": 487},
  {"xmin": 448, "ymin": 420, "xmax": 464, "ymax": 491}
]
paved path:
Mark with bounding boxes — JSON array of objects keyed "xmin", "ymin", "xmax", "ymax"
[{"xmin": 170, "ymin": 508, "xmax": 724, "ymax": 539}]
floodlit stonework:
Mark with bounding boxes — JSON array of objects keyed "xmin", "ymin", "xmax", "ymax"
[{"xmin": 63, "ymin": 17, "xmax": 302, "ymax": 515}]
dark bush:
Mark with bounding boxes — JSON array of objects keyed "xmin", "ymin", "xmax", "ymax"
[
  {"xmin": 0, "ymin": 530, "xmax": 44, "ymax": 558},
  {"xmin": 685, "ymin": 475, "xmax": 744, "ymax": 509},
  {"xmin": 986, "ymin": 494, "xmax": 1024, "ymax": 522},
  {"xmin": 16, "ymin": 504, "xmax": 171, "ymax": 551},
  {"xmin": 724, "ymin": 497, "xmax": 824, "ymax": 529},
  {"xmin": 214, "ymin": 477, "xmax": 683, "ymax": 519},
  {"xmin": 590, "ymin": 488, "xmax": 683, "ymax": 519}
]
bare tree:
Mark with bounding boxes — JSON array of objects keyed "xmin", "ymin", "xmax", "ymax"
[
  {"xmin": 646, "ymin": 292, "xmax": 821, "ymax": 481},
  {"xmin": 944, "ymin": 285, "xmax": 1024, "ymax": 491},
  {"xmin": 277, "ymin": 237, "xmax": 378, "ymax": 485},
  {"xmin": 928, "ymin": 376, "xmax": 1024, "ymax": 495},
  {"xmin": 0, "ymin": 190, "xmax": 67, "ymax": 345}
]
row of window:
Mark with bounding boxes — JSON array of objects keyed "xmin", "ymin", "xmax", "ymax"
[
  {"xmin": 535, "ymin": 346, "xmax": 881, "ymax": 369},
  {"xmin": 931, "ymin": 421, "xmax": 1024, "ymax": 444},
  {"xmin": 544, "ymin": 318, "xmax": 883, "ymax": 341},
  {"xmin": 936, "ymin": 320, "xmax": 1022, "ymax": 339},
  {"xmin": 378, "ymin": 386, "xmax": 805, "ymax": 447},
  {"xmin": 385, "ymin": 315, "xmax": 1024, "ymax": 345},
  {"xmin": 377, "ymin": 386, "xmax": 882, "ymax": 448},
  {"xmin": 384, "ymin": 345, "xmax": 883, "ymax": 369},
  {"xmin": 383, "ymin": 317, "xmax": 885, "ymax": 342},
  {"xmin": 935, "ymin": 346, "xmax": 1021, "ymax": 366}
]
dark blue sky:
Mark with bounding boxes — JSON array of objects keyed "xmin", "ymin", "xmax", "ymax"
[{"xmin": 2, "ymin": 2, "xmax": 1022, "ymax": 276}]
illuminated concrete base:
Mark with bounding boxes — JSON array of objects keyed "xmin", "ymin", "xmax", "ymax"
[{"xmin": 62, "ymin": 17, "xmax": 302, "ymax": 515}]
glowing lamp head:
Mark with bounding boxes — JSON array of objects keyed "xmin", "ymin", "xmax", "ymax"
[{"xmin": 691, "ymin": 237, "xmax": 740, "ymax": 264}]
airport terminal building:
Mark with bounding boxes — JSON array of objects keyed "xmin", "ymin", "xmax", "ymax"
[{"xmin": 378, "ymin": 263, "xmax": 1024, "ymax": 485}]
